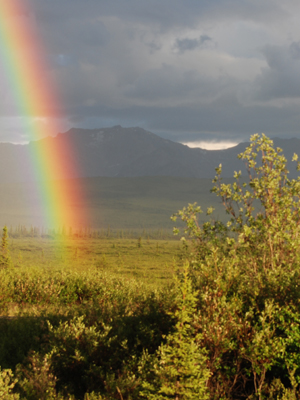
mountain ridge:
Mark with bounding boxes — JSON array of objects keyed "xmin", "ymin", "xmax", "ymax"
[{"xmin": 0, "ymin": 126, "xmax": 300, "ymax": 183}]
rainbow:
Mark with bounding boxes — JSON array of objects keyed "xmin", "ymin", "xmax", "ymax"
[{"xmin": 0, "ymin": 0, "xmax": 86, "ymax": 231}]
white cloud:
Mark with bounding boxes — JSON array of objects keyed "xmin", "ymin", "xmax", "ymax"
[{"xmin": 182, "ymin": 140, "xmax": 239, "ymax": 150}]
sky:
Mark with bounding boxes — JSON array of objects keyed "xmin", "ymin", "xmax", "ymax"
[{"xmin": 2, "ymin": 0, "xmax": 300, "ymax": 148}]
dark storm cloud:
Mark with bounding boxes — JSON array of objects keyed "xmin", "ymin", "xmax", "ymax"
[
  {"xmin": 174, "ymin": 35, "xmax": 213, "ymax": 53},
  {"xmin": 254, "ymin": 42, "xmax": 300, "ymax": 100},
  {"xmin": 125, "ymin": 65, "xmax": 201, "ymax": 100},
  {"xmin": 31, "ymin": 0, "xmax": 287, "ymax": 29},
  {"xmin": 2, "ymin": 0, "xmax": 300, "ymax": 143},
  {"xmin": 65, "ymin": 92, "xmax": 300, "ymax": 142},
  {"xmin": 125, "ymin": 65, "xmax": 238, "ymax": 102}
]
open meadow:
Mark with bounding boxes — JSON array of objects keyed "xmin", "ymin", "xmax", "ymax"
[{"xmin": 4, "ymin": 233, "xmax": 184, "ymax": 298}]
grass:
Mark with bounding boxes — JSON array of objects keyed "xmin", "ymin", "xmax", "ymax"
[
  {"xmin": 0, "ymin": 176, "xmax": 230, "ymax": 230},
  {"xmin": 0, "ymin": 234, "xmax": 181, "ymax": 377},
  {"xmin": 5, "ymin": 234, "xmax": 186, "ymax": 291}
]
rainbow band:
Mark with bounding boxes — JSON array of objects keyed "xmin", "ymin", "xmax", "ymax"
[{"xmin": 0, "ymin": 0, "xmax": 85, "ymax": 230}]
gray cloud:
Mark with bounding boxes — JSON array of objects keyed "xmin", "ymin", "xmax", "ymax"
[
  {"xmin": 31, "ymin": 0, "xmax": 289, "ymax": 31},
  {"xmin": 124, "ymin": 64, "xmax": 240, "ymax": 104},
  {"xmin": 254, "ymin": 42, "xmax": 300, "ymax": 100},
  {"xmin": 2, "ymin": 0, "xmax": 300, "ymax": 143},
  {"xmin": 125, "ymin": 65, "xmax": 201, "ymax": 100},
  {"xmin": 174, "ymin": 35, "xmax": 213, "ymax": 53},
  {"xmin": 289, "ymin": 42, "xmax": 300, "ymax": 59},
  {"xmin": 63, "ymin": 88, "xmax": 300, "ymax": 138}
]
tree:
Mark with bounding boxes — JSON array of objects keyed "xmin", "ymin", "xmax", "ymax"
[
  {"xmin": 0, "ymin": 225, "xmax": 11, "ymax": 267},
  {"xmin": 173, "ymin": 134, "xmax": 300, "ymax": 272},
  {"xmin": 171, "ymin": 134, "xmax": 300, "ymax": 398},
  {"xmin": 140, "ymin": 265, "xmax": 210, "ymax": 400}
]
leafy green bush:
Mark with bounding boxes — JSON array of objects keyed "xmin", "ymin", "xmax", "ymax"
[
  {"xmin": 0, "ymin": 268, "xmax": 174, "ymax": 398},
  {"xmin": 0, "ymin": 367, "xmax": 19, "ymax": 399},
  {"xmin": 172, "ymin": 134, "xmax": 300, "ymax": 398},
  {"xmin": 140, "ymin": 265, "xmax": 210, "ymax": 399},
  {"xmin": 16, "ymin": 352, "xmax": 59, "ymax": 400}
]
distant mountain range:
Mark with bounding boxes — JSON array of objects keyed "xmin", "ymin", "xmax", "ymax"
[{"xmin": 1, "ymin": 125, "xmax": 300, "ymax": 183}]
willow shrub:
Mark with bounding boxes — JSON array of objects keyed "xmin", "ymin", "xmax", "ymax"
[{"xmin": 172, "ymin": 134, "xmax": 300, "ymax": 399}]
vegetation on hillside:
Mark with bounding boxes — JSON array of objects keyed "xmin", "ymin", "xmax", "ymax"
[
  {"xmin": 0, "ymin": 175, "xmax": 221, "ymax": 231},
  {"xmin": 1, "ymin": 134, "xmax": 300, "ymax": 399}
]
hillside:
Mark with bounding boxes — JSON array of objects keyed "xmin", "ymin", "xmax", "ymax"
[
  {"xmin": 0, "ymin": 176, "xmax": 231, "ymax": 230},
  {"xmin": 1, "ymin": 126, "xmax": 300, "ymax": 183}
]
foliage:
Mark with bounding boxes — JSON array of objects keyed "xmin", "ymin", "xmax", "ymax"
[
  {"xmin": 3, "ymin": 134, "xmax": 300, "ymax": 398},
  {"xmin": 140, "ymin": 264, "xmax": 210, "ymax": 399},
  {"xmin": 171, "ymin": 134, "xmax": 300, "ymax": 399},
  {"xmin": 213, "ymin": 133, "xmax": 300, "ymax": 270},
  {"xmin": 0, "ymin": 367, "xmax": 19, "ymax": 399},
  {"xmin": 16, "ymin": 352, "xmax": 60, "ymax": 400},
  {"xmin": 0, "ymin": 225, "xmax": 11, "ymax": 268}
]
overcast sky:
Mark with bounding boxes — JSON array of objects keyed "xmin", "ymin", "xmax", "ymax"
[{"xmin": 2, "ymin": 0, "xmax": 300, "ymax": 146}]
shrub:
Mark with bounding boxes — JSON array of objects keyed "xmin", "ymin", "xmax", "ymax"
[
  {"xmin": 140, "ymin": 265, "xmax": 210, "ymax": 399},
  {"xmin": 172, "ymin": 134, "xmax": 300, "ymax": 398},
  {"xmin": 0, "ymin": 367, "xmax": 19, "ymax": 399},
  {"xmin": 16, "ymin": 352, "xmax": 59, "ymax": 400},
  {"xmin": 0, "ymin": 226, "xmax": 11, "ymax": 268}
]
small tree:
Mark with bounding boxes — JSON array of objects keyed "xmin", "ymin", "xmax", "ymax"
[
  {"xmin": 212, "ymin": 134, "xmax": 300, "ymax": 271},
  {"xmin": 173, "ymin": 134, "xmax": 300, "ymax": 272},
  {"xmin": 171, "ymin": 134, "xmax": 300, "ymax": 398},
  {"xmin": 1, "ymin": 225, "xmax": 11, "ymax": 267},
  {"xmin": 140, "ymin": 265, "xmax": 210, "ymax": 399}
]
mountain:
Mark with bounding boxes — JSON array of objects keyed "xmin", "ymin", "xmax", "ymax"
[{"xmin": 0, "ymin": 125, "xmax": 300, "ymax": 183}]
